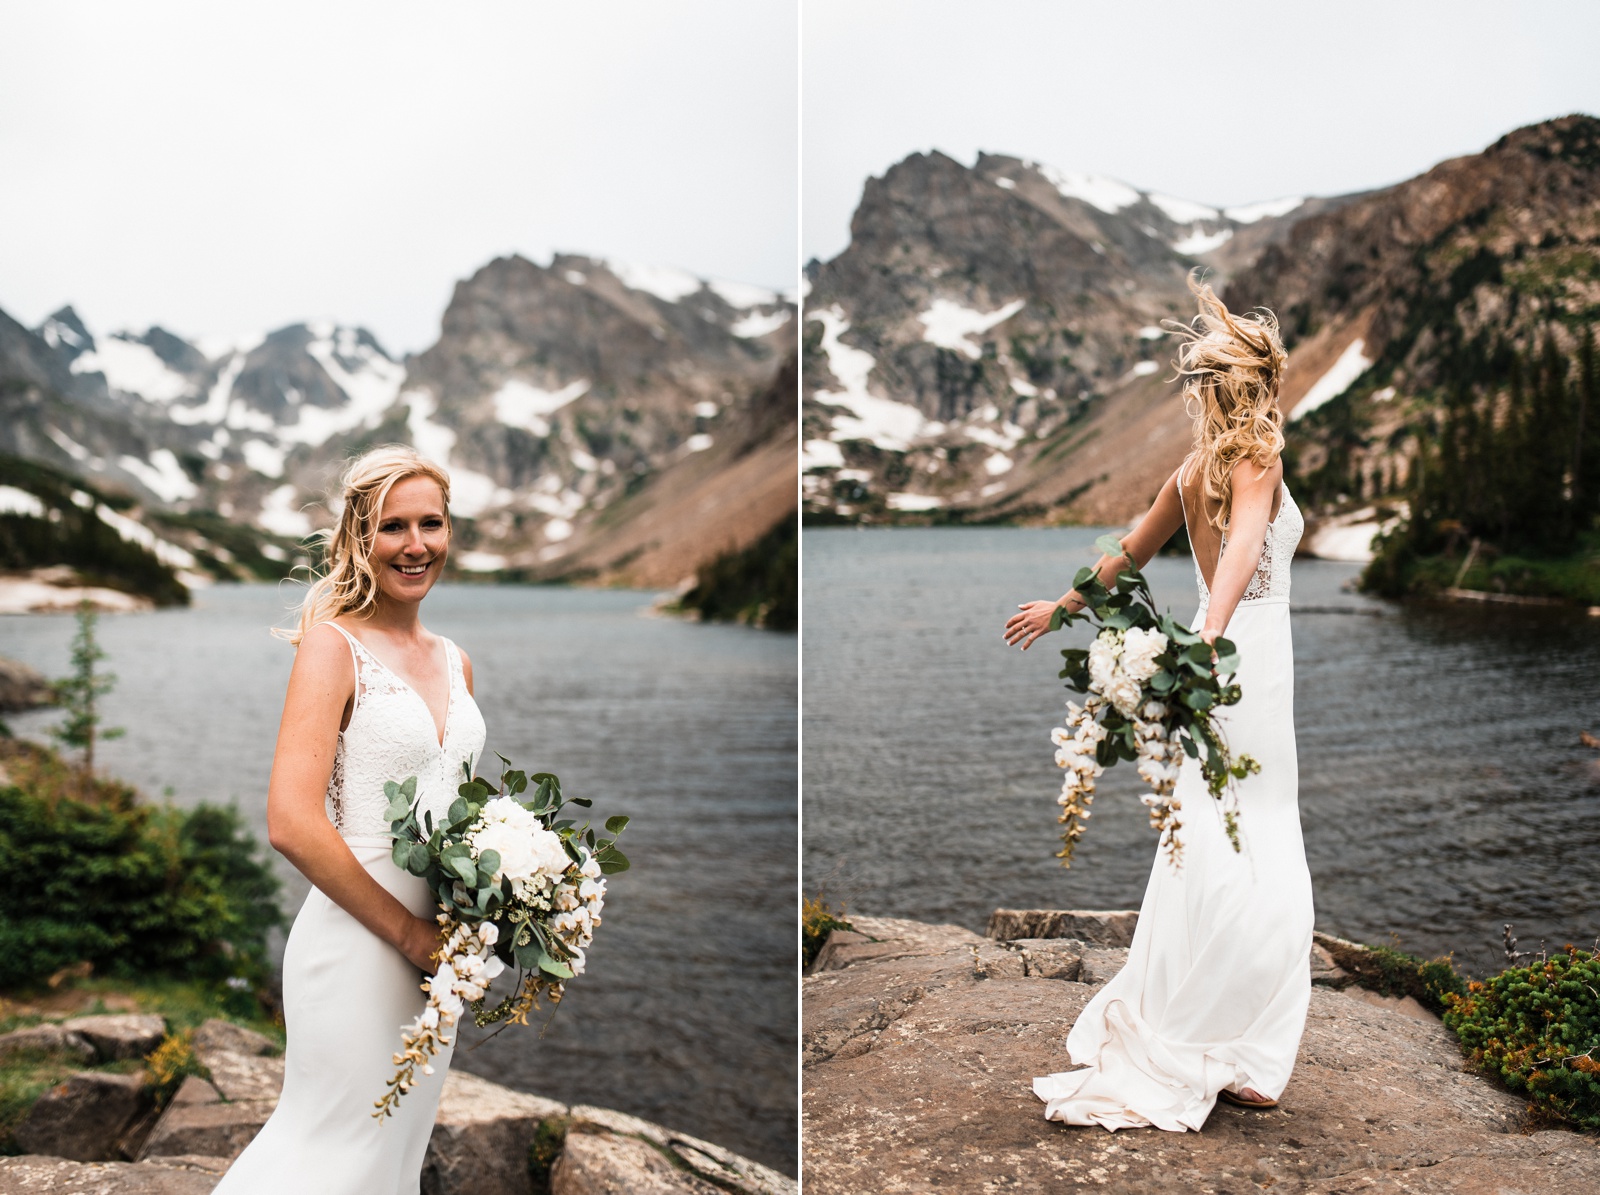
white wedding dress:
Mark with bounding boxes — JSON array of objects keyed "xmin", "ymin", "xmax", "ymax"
[
  {"xmin": 1034, "ymin": 479, "xmax": 1314, "ymax": 1131},
  {"xmin": 216, "ymin": 624, "xmax": 486, "ymax": 1192}
]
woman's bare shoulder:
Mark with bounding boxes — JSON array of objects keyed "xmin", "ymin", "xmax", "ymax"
[
  {"xmin": 294, "ymin": 622, "xmax": 357, "ymax": 678},
  {"xmin": 1231, "ymin": 454, "xmax": 1284, "ymax": 489}
]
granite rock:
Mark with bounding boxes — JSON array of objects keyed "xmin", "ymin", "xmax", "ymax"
[
  {"xmin": 0, "ymin": 1023, "xmax": 96, "ymax": 1064},
  {"xmin": 13, "ymin": 1072, "xmax": 151, "ymax": 1163},
  {"xmin": 802, "ymin": 913, "xmax": 1600, "ymax": 1193}
]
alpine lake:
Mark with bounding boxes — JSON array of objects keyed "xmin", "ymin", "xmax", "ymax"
[{"xmin": 0, "ymin": 583, "xmax": 798, "ymax": 1174}]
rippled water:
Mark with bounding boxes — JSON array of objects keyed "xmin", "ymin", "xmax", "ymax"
[
  {"xmin": 0, "ymin": 584, "xmax": 797, "ymax": 1173},
  {"xmin": 803, "ymin": 527, "xmax": 1600, "ymax": 978}
]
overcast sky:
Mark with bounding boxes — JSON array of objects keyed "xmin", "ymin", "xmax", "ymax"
[
  {"xmin": 803, "ymin": 0, "xmax": 1600, "ymax": 263},
  {"xmin": 0, "ymin": 1, "xmax": 797, "ymax": 354}
]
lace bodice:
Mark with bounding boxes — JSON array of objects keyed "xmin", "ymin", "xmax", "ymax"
[
  {"xmin": 1194, "ymin": 484, "xmax": 1303, "ymax": 610},
  {"xmin": 322, "ymin": 625, "xmax": 487, "ymax": 840}
]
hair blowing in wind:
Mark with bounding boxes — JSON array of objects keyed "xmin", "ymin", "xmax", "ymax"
[{"xmin": 1165, "ymin": 273, "xmax": 1288, "ymax": 531}]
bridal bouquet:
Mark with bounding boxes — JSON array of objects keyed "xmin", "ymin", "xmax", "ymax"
[
  {"xmin": 1047, "ymin": 535, "xmax": 1258, "ymax": 869},
  {"xmin": 373, "ymin": 758, "xmax": 629, "ymax": 1119}
]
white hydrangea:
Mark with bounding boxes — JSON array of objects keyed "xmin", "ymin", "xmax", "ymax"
[
  {"xmin": 1087, "ymin": 630, "xmax": 1121, "ymax": 691},
  {"xmin": 1120, "ymin": 626, "xmax": 1168, "ymax": 683},
  {"xmin": 1105, "ymin": 675, "xmax": 1143, "ymax": 717},
  {"xmin": 468, "ymin": 796, "xmax": 572, "ymax": 897}
]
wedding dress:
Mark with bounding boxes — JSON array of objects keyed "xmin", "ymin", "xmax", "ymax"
[
  {"xmin": 215, "ymin": 624, "xmax": 486, "ymax": 1192},
  {"xmin": 1033, "ymin": 475, "xmax": 1313, "ymax": 1131}
]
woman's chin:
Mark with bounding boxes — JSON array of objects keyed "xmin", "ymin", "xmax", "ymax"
[{"xmin": 379, "ymin": 567, "xmax": 439, "ymax": 604}]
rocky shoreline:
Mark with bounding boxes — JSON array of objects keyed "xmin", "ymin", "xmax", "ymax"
[
  {"xmin": 802, "ymin": 910, "xmax": 1600, "ymax": 1193},
  {"xmin": 0, "ymin": 1014, "xmax": 793, "ymax": 1195}
]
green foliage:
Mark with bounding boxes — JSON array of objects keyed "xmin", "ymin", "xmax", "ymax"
[
  {"xmin": 1329, "ymin": 940, "xmax": 1468, "ymax": 1013},
  {"xmin": 1445, "ymin": 948, "xmax": 1600, "ymax": 1130},
  {"xmin": 143, "ymin": 1029, "xmax": 208, "ymax": 1109},
  {"xmin": 49, "ymin": 603, "xmax": 123, "ymax": 774},
  {"xmin": 801, "ymin": 894, "xmax": 853, "ymax": 969},
  {"xmin": 677, "ymin": 514, "xmax": 797, "ymax": 631},
  {"xmin": 0, "ymin": 454, "xmax": 188, "ymax": 607},
  {"xmin": 0, "ymin": 757, "xmax": 283, "ymax": 990}
]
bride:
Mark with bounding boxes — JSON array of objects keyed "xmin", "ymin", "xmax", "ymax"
[
  {"xmin": 216, "ymin": 446, "xmax": 485, "ymax": 1191},
  {"xmin": 1002, "ymin": 279, "xmax": 1314, "ymax": 1129}
]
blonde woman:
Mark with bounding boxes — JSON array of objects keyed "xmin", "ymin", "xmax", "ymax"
[
  {"xmin": 1003, "ymin": 277, "xmax": 1314, "ymax": 1129},
  {"xmin": 216, "ymin": 446, "xmax": 485, "ymax": 1192}
]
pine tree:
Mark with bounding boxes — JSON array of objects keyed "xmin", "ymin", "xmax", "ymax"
[{"xmin": 51, "ymin": 601, "xmax": 124, "ymax": 792}]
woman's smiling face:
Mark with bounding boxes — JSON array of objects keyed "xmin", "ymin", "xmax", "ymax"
[{"xmin": 372, "ymin": 474, "xmax": 450, "ymax": 604}]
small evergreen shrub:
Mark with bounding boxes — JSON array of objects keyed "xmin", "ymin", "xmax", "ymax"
[
  {"xmin": 1445, "ymin": 948, "xmax": 1600, "ymax": 1131},
  {"xmin": 802, "ymin": 895, "xmax": 853, "ymax": 969},
  {"xmin": 0, "ymin": 747, "xmax": 283, "ymax": 989}
]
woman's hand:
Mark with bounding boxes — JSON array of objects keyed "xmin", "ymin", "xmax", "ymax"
[
  {"xmin": 398, "ymin": 914, "xmax": 446, "ymax": 975},
  {"xmin": 1004, "ymin": 601, "xmax": 1063, "ymax": 650}
]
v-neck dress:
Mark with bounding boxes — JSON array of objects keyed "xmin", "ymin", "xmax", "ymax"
[{"xmin": 214, "ymin": 623, "xmax": 486, "ymax": 1194}]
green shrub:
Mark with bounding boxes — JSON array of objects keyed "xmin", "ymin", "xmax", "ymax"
[
  {"xmin": 1445, "ymin": 948, "xmax": 1600, "ymax": 1130},
  {"xmin": 0, "ymin": 755, "xmax": 283, "ymax": 989},
  {"xmin": 802, "ymin": 894, "xmax": 853, "ymax": 970}
]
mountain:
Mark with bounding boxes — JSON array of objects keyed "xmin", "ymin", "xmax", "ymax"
[
  {"xmin": 1225, "ymin": 114, "xmax": 1600, "ymax": 528},
  {"xmin": 0, "ymin": 253, "xmax": 796, "ymax": 595},
  {"xmin": 801, "ymin": 150, "xmax": 1351, "ymax": 524}
]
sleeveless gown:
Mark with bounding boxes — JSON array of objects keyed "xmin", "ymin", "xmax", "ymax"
[
  {"xmin": 215, "ymin": 625, "xmax": 486, "ymax": 1192},
  {"xmin": 1033, "ymin": 483, "xmax": 1314, "ymax": 1131}
]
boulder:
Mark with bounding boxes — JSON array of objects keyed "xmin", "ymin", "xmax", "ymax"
[
  {"xmin": 985, "ymin": 907, "xmax": 1141, "ymax": 946},
  {"xmin": 13, "ymin": 1072, "xmax": 151, "ymax": 1162},
  {"xmin": 135, "ymin": 1100, "xmax": 275, "ymax": 1162},
  {"xmin": 803, "ymin": 913, "xmax": 1600, "ymax": 1193},
  {"xmin": 195, "ymin": 1051, "xmax": 283, "ymax": 1104},
  {"xmin": 191, "ymin": 1019, "xmax": 277, "ymax": 1058},
  {"xmin": 0, "ymin": 1023, "xmax": 96, "ymax": 1064},
  {"xmin": 551, "ymin": 1128, "xmax": 726, "ymax": 1194},
  {"xmin": 422, "ymin": 1069, "xmax": 567, "ymax": 1195},
  {"xmin": 60, "ymin": 1015, "xmax": 167, "ymax": 1061},
  {"xmin": 0, "ymin": 1155, "xmax": 223, "ymax": 1193},
  {"xmin": 567, "ymin": 1105, "xmax": 796, "ymax": 1195},
  {"xmin": 0, "ymin": 656, "xmax": 52, "ymax": 713}
]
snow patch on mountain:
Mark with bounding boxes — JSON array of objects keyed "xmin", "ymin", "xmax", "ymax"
[
  {"xmin": 1147, "ymin": 193, "xmax": 1220, "ymax": 224},
  {"xmin": 810, "ymin": 306, "xmax": 942, "ymax": 452},
  {"xmin": 1036, "ymin": 164, "xmax": 1141, "ymax": 214},
  {"xmin": 731, "ymin": 308, "xmax": 792, "ymax": 339},
  {"xmin": 258, "ymin": 484, "xmax": 312, "ymax": 538},
  {"xmin": 118, "ymin": 450, "xmax": 196, "ymax": 503},
  {"xmin": 1173, "ymin": 227, "xmax": 1234, "ymax": 255},
  {"xmin": 242, "ymin": 439, "xmax": 287, "ymax": 478},
  {"xmin": 709, "ymin": 279, "xmax": 780, "ymax": 308},
  {"xmin": 72, "ymin": 336, "xmax": 192, "ymax": 402},
  {"xmin": 801, "ymin": 440, "xmax": 845, "ymax": 471},
  {"xmin": 1293, "ymin": 339, "xmax": 1373, "ymax": 420},
  {"xmin": 1224, "ymin": 196, "xmax": 1305, "ymax": 224},
  {"xmin": 95, "ymin": 502, "xmax": 197, "ymax": 570},
  {"xmin": 0, "ymin": 486, "xmax": 46, "ymax": 517},
  {"xmin": 493, "ymin": 378, "xmax": 590, "ymax": 437},
  {"xmin": 606, "ymin": 259, "xmax": 704, "ymax": 303},
  {"xmin": 919, "ymin": 298, "xmax": 1026, "ymax": 359}
]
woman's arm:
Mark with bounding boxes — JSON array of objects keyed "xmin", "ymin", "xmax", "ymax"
[
  {"xmin": 266, "ymin": 623, "xmax": 441, "ymax": 972},
  {"xmin": 1197, "ymin": 457, "xmax": 1282, "ymax": 643},
  {"xmin": 1003, "ymin": 467, "xmax": 1186, "ymax": 651}
]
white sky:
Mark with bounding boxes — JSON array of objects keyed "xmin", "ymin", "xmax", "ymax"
[
  {"xmin": 802, "ymin": 0, "xmax": 1600, "ymax": 263},
  {"xmin": 0, "ymin": 1, "xmax": 798, "ymax": 354}
]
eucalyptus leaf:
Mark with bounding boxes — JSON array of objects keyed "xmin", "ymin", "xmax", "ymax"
[
  {"xmin": 604, "ymin": 815, "xmax": 630, "ymax": 835},
  {"xmin": 1094, "ymin": 533, "xmax": 1125, "ymax": 558}
]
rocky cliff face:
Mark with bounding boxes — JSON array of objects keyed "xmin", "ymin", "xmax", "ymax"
[
  {"xmin": 1226, "ymin": 113, "xmax": 1600, "ymax": 513},
  {"xmin": 0, "ymin": 253, "xmax": 796, "ymax": 591},
  {"xmin": 802, "ymin": 150, "xmax": 1338, "ymax": 524}
]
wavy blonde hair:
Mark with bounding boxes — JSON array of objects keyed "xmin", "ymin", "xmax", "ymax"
[
  {"xmin": 1165, "ymin": 273, "xmax": 1287, "ymax": 531},
  {"xmin": 275, "ymin": 445, "xmax": 452, "ymax": 646}
]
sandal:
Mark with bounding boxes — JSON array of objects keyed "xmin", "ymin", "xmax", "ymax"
[{"xmin": 1218, "ymin": 1088, "xmax": 1278, "ymax": 1109}]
